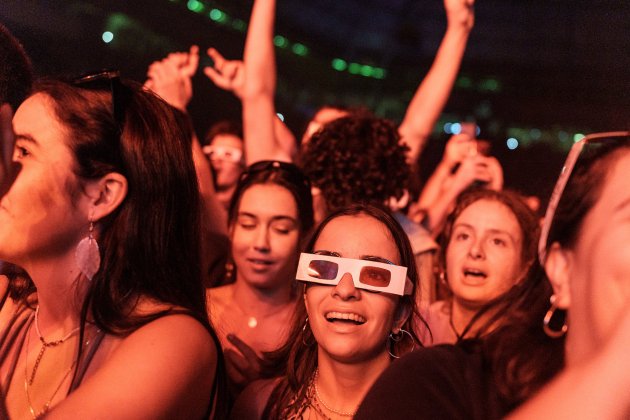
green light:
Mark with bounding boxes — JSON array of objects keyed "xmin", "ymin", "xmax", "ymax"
[
  {"xmin": 359, "ymin": 65, "xmax": 373, "ymax": 77},
  {"xmin": 232, "ymin": 19, "xmax": 246, "ymax": 32},
  {"xmin": 372, "ymin": 68, "xmax": 386, "ymax": 79},
  {"xmin": 348, "ymin": 63, "xmax": 361, "ymax": 75},
  {"xmin": 478, "ymin": 78, "xmax": 501, "ymax": 92},
  {"xmin": 331, "ymin": 58, "xmax": 347, "ymax": 71},
  {"xmin": 573, "ymin": 133, "xmax": 585, "ymax": 142},
  {"xmin": 291, "ymin": 43, "xmax": 308, "ymax": 56},
  {"xmin": 187, "ymin": 0, "xmax": 204, "ymax": 13},
  {"xmin": 209, "ymin": 8, "xmax": 227, "ymax": 22},
  {"xmin": 456, "ymin": 76, "xmax": 473, "ymax": 89},
  {"xmin": 273, "ymin": 35, "xmax": 289, "ymax": 48}
]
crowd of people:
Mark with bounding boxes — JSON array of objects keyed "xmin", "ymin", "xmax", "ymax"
[{"xmin": 0, "ymin": 0, "xmax": 628, "ymax": 418}]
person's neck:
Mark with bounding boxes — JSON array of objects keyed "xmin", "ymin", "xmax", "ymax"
[
  {"xmin": 450, "ymin": 299, "xmax": 489, "ymax": 339},
  {"xmin": 22, "ymin": 252, "xmax": 85, "ymax": 336},
  {"xmin": 314, "ymin": 350, "xmax": 391, "ymax": 415},
  {"xmin": 215, "ymin": 185, "xmax": 236, "ymax": 210},
  {"xmin": 232, "ymin": 274, "xmax": 296, "ymax": 317}
]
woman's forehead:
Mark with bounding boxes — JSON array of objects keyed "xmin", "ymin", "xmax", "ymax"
[{"xmin": 314, "ymin": 214, "xmax": 400, "ymax": 263}]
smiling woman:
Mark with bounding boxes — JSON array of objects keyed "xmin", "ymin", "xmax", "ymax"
[
  {"xmin": 206, "ymin": 160, "xmax": 314, "ymax": 398},
  {"xmin": 230, "ymin": 203, "xmax": 425, "ymax": 419}
]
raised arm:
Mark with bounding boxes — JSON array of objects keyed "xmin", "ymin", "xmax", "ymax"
[
  {"xmin": 399, "ymin": 0, "xmax": 475, "ymax": 164},
  {"xmin": 242, "ymin": 0, "xmax": 294, "ymax": 164},
  {"xmin": 145, "ymin": 50, "xmax": 229, "ymax": 285}
]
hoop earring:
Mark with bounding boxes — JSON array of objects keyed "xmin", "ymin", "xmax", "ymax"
[
  {"xmin": 543, "ymin": 295, "xmax": 567, "ymax": 338},
  {"xmin": 75, "ymin": 220, "xmax": 101, "ymax": 280},
  {"xmin": 438, "ymin": 271, "xmax": 447, "ymax": 286},
  {"xmin": 388, "ymin": 329, "xmax": 416, "ymax": 359},
  {"xmin": 302, "ymin": 316, "xmax": 315, "ymax": 347}
]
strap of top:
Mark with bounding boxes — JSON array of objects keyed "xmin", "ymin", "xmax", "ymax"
[{"xmin": 0, "ymin": 289, "xmax": 35, "ymax": 419}]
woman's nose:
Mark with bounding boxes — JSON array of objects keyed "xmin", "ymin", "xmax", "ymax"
[{"xmin": 332, "ymin": 272, "xmax": 360, "ymax": 300}]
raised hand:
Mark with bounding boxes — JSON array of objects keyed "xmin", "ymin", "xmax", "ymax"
[
  {"xmin": 203, "ymin": 48, "xmax": 246, "ymax": 99},
  {"xmin": 444, "ymin": 0, "xmax": 475, "ymax": 30},
  {"xmin": 145, "ymin": 45, "xmax": 199, "ymax": 111},
  {"xmin": 442, "ymin": 133, "xmax": 477, "ymax": 169},
  {"xmin": 224, "ymin": 333, "xmax": 265, "ymax": 391}
]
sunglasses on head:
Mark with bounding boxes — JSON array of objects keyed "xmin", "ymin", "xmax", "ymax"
[
  {"xmin": 296, "ymin": 253, "xmax": 413, "ymax": 296},
  {"xmin": 240, "ymin": 160, "xmax": 310, "ymax": 189},
  {"xmin": 202, "ymin": 144, "xmax": 243, "ymax": 163},
  {"xmin": 538, "ymin": 131, "xmax": 630, "ymax": 264},
  {"xmin": 73, "ymin": 69, "xmax": 129, "ymax": 138}
]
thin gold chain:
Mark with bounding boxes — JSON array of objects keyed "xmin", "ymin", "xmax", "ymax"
[
  {"xmin": 28, "ymin": 306, "xmax": 80, "ymax": 385},
  {"xmin": 312, "ymin": 369, "xmax": 357, "ymax": 417},
  {"xmin": 23, "ymin": 319, "xmax": 78, "ymax": 419}
]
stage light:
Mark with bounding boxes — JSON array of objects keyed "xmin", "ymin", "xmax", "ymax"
[
  {"xmin": 273, "ymin": 35, "xmax": 289, "ymax": 48},
  {"xmin": 348, "ymin": 63, "xmax": 361, "ymax": 75},
  {"xmin": 507, "ymin": 137, "xmax": 519, "ymax": 150},
  {"xmin": 443, "ymin": 122, "xmax": 453, "ymax": 134},
  {"xmin": 277, "ymin": 113, "xmax": 285, "ymax": 122},
  {"xmin": 372, "ymin": 68, "xmax": 386, "ymax": 79},
  {"xmin": 102, "ymin": 31, "xmax": 114, "ymax": 43},
  {"xmin": 573, "ymin": 133, "xmax": 585, "ymax": 142},
  {"xmin": 187, "ymin": 0, "xmax": 204, "ymax": 13},
  {"xmin": 292, "ymin": 43, "xmax": 308, "ymax": 56},
  {"xmin": 331, "ymin": 58, "xmax": 347, "ymax": 71},
  {"xmin": 450, "ymin": 122, "xmax": 462, "ymax": 134}
]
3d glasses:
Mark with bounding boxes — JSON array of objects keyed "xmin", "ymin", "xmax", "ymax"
[
  {"xmin": 296, "ymin": 253, "xmax": 413, "ymax": 296},
  {"xmin": 202, "ymin": 144, "xmax": 243, "ymax": 163}
]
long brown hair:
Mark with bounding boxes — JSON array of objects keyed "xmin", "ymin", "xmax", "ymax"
[{"xmin": 263, "ymin": 204, "xmax": 426, "ymax": 419}]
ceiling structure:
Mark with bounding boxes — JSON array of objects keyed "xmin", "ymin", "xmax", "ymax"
[{"xmin": 2, "ymin": 0, "xmax": 629, "ymax": 197}]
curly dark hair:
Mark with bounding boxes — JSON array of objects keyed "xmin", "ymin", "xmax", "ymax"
[{"xmin": 298, "ymin": 113, "xmax": 409, "ymax": 212}]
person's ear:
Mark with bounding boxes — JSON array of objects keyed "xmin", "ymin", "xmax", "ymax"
[
  {"xmin": 83, "ymin": 172, "xmax": 128, "ymax": 222},
  {"xmin": 544, "ymin": 242, "xmax": 572, "ymax": 309},
  {"xmin": 392, "ymin": 302, "xmax": 412, "ymax": 333}
]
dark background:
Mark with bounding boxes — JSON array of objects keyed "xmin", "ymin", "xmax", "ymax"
[{"xmin": 2, "ymin": 0, "xmax": 629, "ymax": 201}]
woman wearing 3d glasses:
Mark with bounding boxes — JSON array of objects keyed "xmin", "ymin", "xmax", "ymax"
[
  {"xmin": 0, "ymin": 76, "xmax": 226, "ymax": 418},
  {"xmin": 231, "ymin": 203, "xmax": 425, "ymax": 419},
  {"xmin": 355, "ymin": 132, "xmax": 630, "ymax": 419}
]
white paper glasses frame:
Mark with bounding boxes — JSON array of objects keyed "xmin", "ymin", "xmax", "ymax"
[
  {"xmin": 202, "ymin": 144, "xmax": 243, "ymax": 163},
  {"xmin": 296, "ymin": 253, "xmax": 413, "ymax": 296}
]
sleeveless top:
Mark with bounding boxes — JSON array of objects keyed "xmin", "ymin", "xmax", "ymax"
[{"xmin": 0, "ymin": 290, "xmax": 223, "ymax": 419}]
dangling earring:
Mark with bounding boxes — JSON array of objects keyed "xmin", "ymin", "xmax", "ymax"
[
  {"xmin": 302, "ymin": 316, "xmax": 315, "ymax": 347},
  {"xmin": 543, "ymin": 295, "xmax": 567, "ymax": 338},
  {"xmin": 388, "ymin": 329, "xmax": 416, "ymax": 359},
  {"xmin": 75, "ymin": 220, "xmax": 101, "ymax": 280}
]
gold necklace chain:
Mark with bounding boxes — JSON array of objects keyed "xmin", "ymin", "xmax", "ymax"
[
  {"xmin": 29, "ymin": 306, "xmax": 80, "ymax": 385},
  {"xmin": 23, "ymin": 319, "xmax": 78, "ymax": 419},
  {"xmin": 312, "ymin": 369, "xmax": 357, "ymax": 417}
]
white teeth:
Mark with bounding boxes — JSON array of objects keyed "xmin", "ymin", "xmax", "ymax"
[
  {"xmin": 325, "ymin": 311, "xmax": 366, "ymax": 324},
  {"xmin": 464, "ymin": 269, "xmax": 486, "ymax": 277}
]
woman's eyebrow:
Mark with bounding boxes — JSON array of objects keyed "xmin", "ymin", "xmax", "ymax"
[
  {"xmin": 14, "ymin": 133, "xmax": 39, "ymax": 146},
  {"xmin": 360, "ymin": 255, "xmax": 394, "ymax": 265},
  {"xmin": 313, "ymin": 250, "xmax": 341, "ymax": 257}
]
